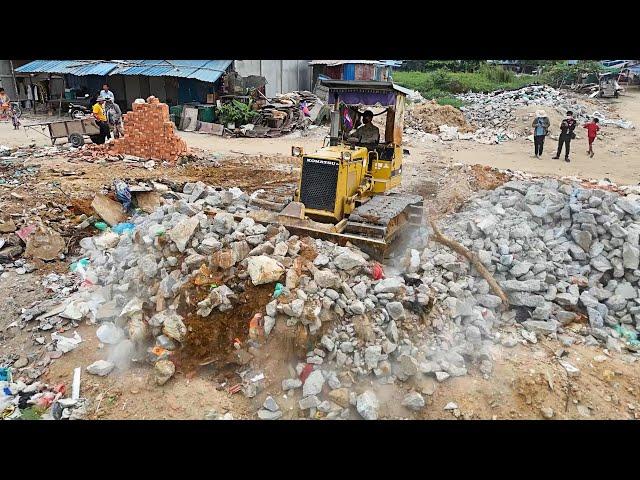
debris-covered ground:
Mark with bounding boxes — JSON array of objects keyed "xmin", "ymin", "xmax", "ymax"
[{"xmin": 2, "ymin": 87, "xmax": 640, "ymax": 421}]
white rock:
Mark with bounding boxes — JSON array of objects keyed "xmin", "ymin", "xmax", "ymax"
[
  {"xmin": 356, "ymin": 391, "xmax": 379, "ymax": 420},
  {"xmin": 86, "ymin": 360, "xmax": 115, "ymax": 376},
  {"xmin": 247, "ymin": 255, "xmax": 285, "ymax": 285}
]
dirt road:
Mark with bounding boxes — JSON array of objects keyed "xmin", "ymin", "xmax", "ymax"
[{"xmin": 3, "ymin": 88, "xmax": 638, "ymax": 184}]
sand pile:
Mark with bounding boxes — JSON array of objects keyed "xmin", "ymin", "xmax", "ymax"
[{"xmin": 405, "ymin": 100, "xmax": 475, "ymax": 134}]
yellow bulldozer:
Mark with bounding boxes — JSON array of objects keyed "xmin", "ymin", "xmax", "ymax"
[{"xmin": 246, "ymin": 80, "xmax": 424, "ymax": 259}]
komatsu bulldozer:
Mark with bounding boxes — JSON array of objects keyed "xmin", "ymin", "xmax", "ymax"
[{"xmin": 241, "ymin": 80, "xmax": 424, "ymax": 259}]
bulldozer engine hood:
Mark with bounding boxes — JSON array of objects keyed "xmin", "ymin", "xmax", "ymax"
[{"xmin": 303, "ymin": 145, "xmax": 368, "ymax": 161}]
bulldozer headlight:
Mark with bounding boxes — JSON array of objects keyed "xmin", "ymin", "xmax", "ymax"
[
  {"xmin": 292, "ymin": 146, "xmax": 303, "ymax": 157},
  {"xmin": 341, "ymin": 151, "xmax": 352, "ymax": 161}
]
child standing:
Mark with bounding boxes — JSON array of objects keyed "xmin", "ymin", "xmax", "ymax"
[{"xmin": 583, "ymin": 118, "xmax": 600, "ymax": 158}]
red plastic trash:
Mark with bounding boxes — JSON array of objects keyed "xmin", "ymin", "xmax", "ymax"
[
  {"xmin": 372, "ymin": 263, "xmax": 385, "ymax": 280},
  {"xmin": 299, "ymin": 364, "xmax": 313, "ymax": 383}
]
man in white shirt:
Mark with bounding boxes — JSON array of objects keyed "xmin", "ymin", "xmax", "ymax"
[{"xmin": 100, "ymin": 84, "xmax": 115, "ymax": 102}]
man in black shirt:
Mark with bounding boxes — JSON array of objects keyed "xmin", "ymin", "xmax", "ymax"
[{"xmin": 552, "ymin": 110, "xmax": 577, "ymax": 162}]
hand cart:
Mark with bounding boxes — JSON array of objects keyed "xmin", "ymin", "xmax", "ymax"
[{"xmin": 22, "ymin": 117, "xmax": 102, "ymax": 147}]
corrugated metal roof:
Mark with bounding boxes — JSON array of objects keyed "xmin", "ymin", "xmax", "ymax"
[
  {"xmin": 15, "ymin": 60, "xmax": 232, "ymax": 83},
  {"xmin": 15, "ymin": 60, "xmax": 119, "ymax": 76},
  {"xmin": 112, "ymin": 60, "xmax": 232, "ymax": 83}
]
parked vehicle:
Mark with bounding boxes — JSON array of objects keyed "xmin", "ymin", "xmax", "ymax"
[{"xmin": 68, "ymin": 94, "xmax": 94, "ymax": 119}]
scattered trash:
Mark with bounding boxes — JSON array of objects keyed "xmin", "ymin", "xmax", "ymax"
[
  {"xmin": 372, "ymin": 263, "xmax": 385, "ymax": 280},
  {"xmin": 0, "ymin": 367, "xmax": 12, "ymax": 382},
  {"xmin": 114, "ymin": 180, "xmax": 132, "ymax": 211},
  {"xmin": 71, "ymin": 367, "xmax": 81, "ymax": 400},
  {"xmin": 272, "ymin": 282, "xmax": 284, "ymax": 298},
  {"xmin": 16, "ymin": 224, "xmax": 37, "ymax": 242},
  {"xmin": 112, "ymin": 222, "xmax": 136, "ymax": 235},
  {"xmin": 51, "ymin": 331, "xmax": 83, "ymax": 353}
]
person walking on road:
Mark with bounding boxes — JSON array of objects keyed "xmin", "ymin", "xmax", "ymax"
[
  {"xmin": 532, "ymin": 109, "xmax": 550, "ymax": 159},
  {"xmin": 552, "ymin": 110, "xmax": 577, "ymax": 162},
  {"xmin": 583, "ymin": 117, "xmax": 600, "ymax": 158}
]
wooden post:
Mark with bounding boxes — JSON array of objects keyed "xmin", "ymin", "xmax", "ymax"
[
  {"xmin": 48, "ymin": 73, "xmax": 53, "ymax": 115},
  {"xmin": 30, "ymin": 75, "xmax": 36, "ymax": 114},
  {"xmin": 59, "ymin": 76, "xmax": 65, "ymax": 118},
  {"xmin": 9, "ymin": 60, "xmax": 18, "ymax": 103}
]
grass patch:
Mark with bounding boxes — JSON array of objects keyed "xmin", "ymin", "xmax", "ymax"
[
  {"xmin": 395, "ymin": 66, "xmax": 538, "ymax": 105},
  {"xmin": 436, "ymin": 96, "xmax": 465, "ymax": 108},
  {"xmin": 17, "ymin": 407, "xmax": 43, "ymax": 420}
]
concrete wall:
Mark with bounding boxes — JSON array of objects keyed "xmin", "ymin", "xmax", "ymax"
[{"xmin": 234, "ymin": 60, "xmax": 311, "ymax": 97}]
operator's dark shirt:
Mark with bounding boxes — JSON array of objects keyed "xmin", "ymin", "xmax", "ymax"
[{"xmin": 354, "ymin": 123, "xmax": 380, "ymax": 145}]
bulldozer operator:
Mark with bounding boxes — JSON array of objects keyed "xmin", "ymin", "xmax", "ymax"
[{"xmin": 348, "ymin": 110, "xmax": 380, "ymax": 148}]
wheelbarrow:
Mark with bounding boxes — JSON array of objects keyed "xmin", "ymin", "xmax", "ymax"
[{"xmin": 22, "ymin": 117, "xmax": 103, "ymax": 147}]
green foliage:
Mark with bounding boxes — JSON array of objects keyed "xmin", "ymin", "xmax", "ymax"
[
  {"xmin": 541, "ymin": 60, "xmax": 604, "ymax": 86},
  {"xmin": 399, "ymin": 60, "xmax": 483, "ymax": 72},
  {"xmin": 478, "ymin": 64, "xmax": 514, "ymax": 83},
  {"xmin": 394, "ymin": 67, "xmax": 537, "ymax": 103},
  {"xmin": 436, "ymin": 96, "xmax": 465, "ymax": 108},
  {"xmin": 18, "ymin": 407, "xmax": 43, "ymax": 420},
  {"xmin": 217, "ymin": 100, "xmax": 258, "ymax": 126}
]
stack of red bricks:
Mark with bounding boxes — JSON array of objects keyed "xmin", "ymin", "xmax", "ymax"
[{"xmin": 111, "ymin": 96, "xmax": 188, "ymax": 163}]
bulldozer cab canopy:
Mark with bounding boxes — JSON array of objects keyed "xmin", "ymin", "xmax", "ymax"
[
  {"xmin": 322, "ymin": 80, "xmax": 409, "ymax": 145},
  {"xmin": 322, "ymin": 80, "xmax": 410, "ymax": 106}
]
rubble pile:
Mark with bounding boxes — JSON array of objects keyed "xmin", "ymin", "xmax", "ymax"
[
  {"xmin": 243, "ymin": 91, "xmax": 324, "ymax": 138},
  {"xmin": 9, "ymin": 178, "xmax": 437, "ymax": 419},
  {"xmin": 401, "ymin": 178, "xmax": 640, "ymax": 355},
  {"xmin": 457, "ymin": 85, "xmax": 634, "ymax": 134},
  {"xmin": 111, "ymin": 97, "xmax": 189, "ymax": 163}
]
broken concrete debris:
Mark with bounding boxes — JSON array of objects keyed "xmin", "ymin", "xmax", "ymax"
[{"xmin": 406, "ymin": 84, "xmax": 633, "ymax": 145}]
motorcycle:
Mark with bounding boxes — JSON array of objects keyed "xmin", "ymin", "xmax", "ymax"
[{"xmin": 68, "ymin": 94, "xmax": 92, "ymax": 119}]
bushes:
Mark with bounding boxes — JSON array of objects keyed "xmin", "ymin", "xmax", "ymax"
[
  {"xmin": 217, "ymin": 100, "xmax": 258, "ymax": 126},
  {"xmin": 541, "ymin": 60, "xmax": 603, "ymax": 87},
  {"xmin": 395, "ymin": 67, "xmax": 537, "ymax": 104}
]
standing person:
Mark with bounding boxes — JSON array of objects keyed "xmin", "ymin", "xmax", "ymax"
[
  {"xmin": 91, "ymin": 96, "xmax": 110, "ymax": 144},
  {"xmin": 100, "ymin": 84, "xmax": 115, "ymax": 103},
  {"xmin": 105, "ymin": 99, "xmax": 124, "ymax": 139},
  {"xmin": 0, "ymin": 88, "xmax": 10, "ymax": 119},
  {"xmin": 583, "ymin": 118, "xmax": 600, "ymax": 158},
  {"xmin": 531, "ymin": 109, "xmax": 550, "ymax": 159},
  {"xmin": 552, "ymin": 110, "xmax": 577, "ymax": 162}
]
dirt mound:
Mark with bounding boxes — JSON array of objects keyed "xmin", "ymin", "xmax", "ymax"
[{"xmin": 406, "ymin": 100, "xmax": 475, "ymax": 134}]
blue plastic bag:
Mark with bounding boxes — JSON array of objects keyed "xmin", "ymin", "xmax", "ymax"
[
  {"xmin": 273, "ymin": 282, "xmax": 284, "ymax": 298},
  {"xmin": 112, "ymin": 222, "xmax": 135, "ymax": 235},
  {"xmin": 114, "ymin": 180, "xmax": 132, "ymax": 211}
]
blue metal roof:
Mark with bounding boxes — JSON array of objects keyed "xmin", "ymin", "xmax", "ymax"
[
  {"xmin": 15, "ymin": 60, "xmax": 232, "ymax": 83},
  {"xmin": 15, "ymin": 60, "xmax": 120, "ymax": 76},
  {"xmin": 112, "ymin": 60, "xmax": 232, "ymax": 83}
]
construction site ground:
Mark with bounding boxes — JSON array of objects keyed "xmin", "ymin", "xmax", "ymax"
[{"xmin": 2, "ymin": 86, "xmax": 640, "ymax": 420}]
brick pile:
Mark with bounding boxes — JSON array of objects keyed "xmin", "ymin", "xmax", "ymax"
[{"xmin": 111, "ymin": 96, "xmax": 188, "ymax": 163}]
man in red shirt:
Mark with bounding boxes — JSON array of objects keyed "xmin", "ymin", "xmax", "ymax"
[{"xmin": 583, "ymin": 118, "xmax": 600, "ymax": 158}]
